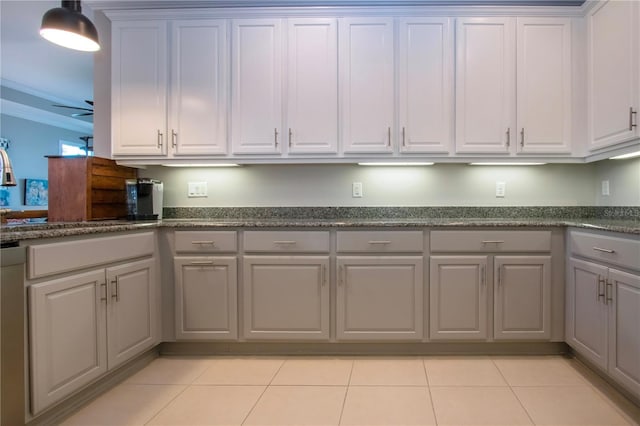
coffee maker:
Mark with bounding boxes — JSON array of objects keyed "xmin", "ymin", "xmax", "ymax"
[{"xmin": 126, "ymin": 178, "xmax": 163, "ymax": 220}]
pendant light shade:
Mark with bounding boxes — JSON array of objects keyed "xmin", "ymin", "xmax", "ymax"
[{"xmin": 40, "ymin": 1, "xmax": 100, "ymax": 52}]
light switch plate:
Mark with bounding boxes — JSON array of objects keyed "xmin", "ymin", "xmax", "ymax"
[
  {"xmin": 188, "ymin": 181, "xmax": 208, "ymax": 198},
  {"xmin": 352, "ymin": 182, "xmax": 363, "ymax": 198},
  {"xmin": 601, "ymin": 180, "xmax": 610, "ymax": 196}
]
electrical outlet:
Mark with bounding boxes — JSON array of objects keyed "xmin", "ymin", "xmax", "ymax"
[
  {"xmin": 188, "ymin": 182, "xmax": 208, "ymax": 198},
  {"xmin": 495, "ymin": 181, "xmax": 506, "ymax": 198},
  {"xmin": 601, "ymin": 180, "xmax": 610, "ymax": 196},
  {"xmin": 352, "ymin": 182, "xmax": 363, "ymax": 198}
]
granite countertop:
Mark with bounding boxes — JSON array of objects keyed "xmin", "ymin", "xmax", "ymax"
[{"xmin": 1, "ymin": 216, "xmax": 638, "ymax": 244}]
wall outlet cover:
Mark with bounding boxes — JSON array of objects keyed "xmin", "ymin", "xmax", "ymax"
[
  {"xmin": 601, "ymin": 180, "xmax": 610, "ymax": 196},
  {"xmin": 352, "ymin": 182, "xmax": 363, "ymax": 198},
  {"xmin": 188, "ymin": 181, "xmax": 208, "ymax": 198},
  {"xmin": 495, "ymin": 181, "xmax": 506, "ymax": 198}
]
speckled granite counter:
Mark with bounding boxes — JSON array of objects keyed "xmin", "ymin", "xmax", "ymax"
[{"xmin": 1, "ymin": 215, "xmax": 638, "ymax": 244}]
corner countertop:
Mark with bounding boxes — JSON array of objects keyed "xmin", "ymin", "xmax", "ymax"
[{"xmin": 1, "ymin": 217, "xmax": 638, "ymax": 244}]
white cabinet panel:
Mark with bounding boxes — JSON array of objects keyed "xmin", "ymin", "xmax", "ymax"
[
  {"xmin": 588, "ymin": 0, "xmax": 640, "ymax": 150},
  {"xmin": 494, "ymin": 256, "xmax": 551, "ymax": 340},
  {"xmin": 243, "ymin": 256, "xmax": 329, "ymax": 340},
  {"xmin": 112, "ymin": 20, "xmax": 168, "ymax": 155},
  {"xmin": 430, "ymin": 256, "xmax": 489, "ymax": 340},
  {"xmin": 170, "ymin": 20, "xmax": 228, "ymax": 155},
  {"xmin": 340, "ymin": 18, "xmax": 394, "ymax": 153},
  {"xmin": 336, "ymin": 256, "xmax": 423, "ymax": 341},
  {"xmin": 398, "ymin": 18, "xmax": 453, "ymax": 153},
  {"xmin": 455, "ymin": 18, "xmax": 516, "ymax": 154},
  {"xmin": 174, "ymin": 257, "xmax": 237, "ymax": 340},
  {"xmin": 287, "ymin": 18, "xmax": 338, "ymax": 154},
  {"xmin": 517, "ymin": 18, "xmax": 572, "ymax": 154},
  {"xmin": 231, "ymin": 19, "xmax": 282, "ymax": 154},
  {"xmin": 29, "ymin": 270, "xmax": 107, "ymax": 414},
  {"xmin": 106, "ymin": 258, "xmax": 157, "ymax": 369},
  {"xmin": 608, "ymin": 268, "xmax": 640, "ymax": 397}
]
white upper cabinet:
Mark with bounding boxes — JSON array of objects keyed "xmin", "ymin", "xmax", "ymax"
[
  {"xmin": 588, "ymin": 0, "xmax": 639, "ymax": 150},
  {"xmin": 112, "ymin": 20, "xmax": 168, "ymax": 156},
  {"xmin": 398, "ymin": 18, "xmax": 453, "ymax": 154},
  {"xmin": 170, "ymin": 20, "xmax": 228, "ymax": 156},
  {"xmin": 340, "ymin": 17, "xmax": 395, "ymax": 153},
  {"xmin": 231, "ymin": 19, "xmax": 283, "ymax": 155},
  {"xmin": 456, "ymin": 18, "xmax": 516, "ymax": 154},
  {"xmin": 286, "ymin": 18, "xmax": 338, "ymax": 154},
  {"xmin": 517, "ymin": 18, "xmax": 572, "ymax": 154}
]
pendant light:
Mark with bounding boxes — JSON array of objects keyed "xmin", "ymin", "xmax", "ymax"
[{"xmin": 40, "ymin": 1, "xmax": 100, "ymax": 52}]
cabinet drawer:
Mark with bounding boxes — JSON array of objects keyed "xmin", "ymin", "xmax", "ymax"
[
  {"xmin": 243, "ymin": 231, "xmax": 330, "ymax": 252},
  {"xmin": 337, "ymin": 231, "xmax": 423, "ymax": 252},
  {"xmin": 430, "ymin": 230, "xmax": 551, "ymax": 252},
  {"xmin": 28, "ymin": 232, "xmax": 155, "ymax": 279},
  {"xmin": 175, "ymin": 231, "xmax": 237, "ymax": 253},
  {"xmin": 569, "ymin": 231, "xmax": 640, "ymax": 271}
]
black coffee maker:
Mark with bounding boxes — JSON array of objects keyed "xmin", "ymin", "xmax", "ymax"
[{"xmin": 126, "ymin": 178, "xmax": 160, "ymax": 220}]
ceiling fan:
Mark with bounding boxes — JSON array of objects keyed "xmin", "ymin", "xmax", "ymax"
[{"xmin": 52, "ymin": 100, "xmax": 93, "ymax": 117}]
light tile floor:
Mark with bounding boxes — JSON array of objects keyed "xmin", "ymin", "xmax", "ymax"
[{"xmin": 61, "ymin": 355, "xmax": 640, "ymax": 426}]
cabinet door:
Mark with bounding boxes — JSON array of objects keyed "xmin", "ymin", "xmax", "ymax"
[
  {"xmin": 429, "ymin": 256, "xmax": 489, "ymax": 340},
  {"xmin": 112, "ymin": 20, "xmax": 168, "ymax": 156},
  {"xmin": 566, "ymin": 258, "xmax": 608, "ymax": 370},
  {"xmin": 340, "ymin": 18, "xmax": 394, "ymax": 153},
  {"xmin": 106, "ymin": 258, "xmax": 157, "ymax": 369},
  {"xmin": 516, "ymin": 18, "xmax": 572, "ymax": 154},
  {"xmin": 608, "ymin": 268, "xmax": 640, "ymax": 397},
  {"xmin": 29, "ymin": 270, "xmax": 107, "ymax": 414},
  {"xmin": 287, "ymin": 18, "xmax": 338, "ymax": 154},
  {"xmin": 174, "ymin": 256, "xmax": 237, "ymax": 340},
  {"xmin": 455, "ymin": 18, "xmax": 516, "ymax": 154},
  {"xmin": 494, "ymin": 256, "xmax": 551, "ymax": 340},
  {"xmin": 231, "ymin": 19, "xmax": 282, "ymax": 154},
  {"xmin": 243, "ymin": 256, "xmax": 329, "ymax": 340},
  {"xmin": 170, "ymin": 20, "xmax": 228, "ymax": 155},
  {"xmin": 588, "ymin": 0, "xmax": 640, "ymax": 150},
  {"xmin": 336, "ymin": 256, "xmax": 423, "ymax": 341},
  {"xmin": 398, "ymin": 18, "xmax": 453, "ymax": 154}
]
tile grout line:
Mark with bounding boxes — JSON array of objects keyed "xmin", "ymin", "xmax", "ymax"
[
  {"xmin": 337, "ymin": 358, "xmax": 355, "ymax": 425},
  {"xmin": 240, "ymin": 357, "xmax": 287, "ymax": 426},
  {"xmin": 490, "ymin": 356, "xmax": 537, "ymax": 426},
  {"xmin": 422, "ymin": 357, "xmax": 440, "ymax": 426}
]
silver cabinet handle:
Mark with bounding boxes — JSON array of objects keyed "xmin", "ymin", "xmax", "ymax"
[
  {"xmin": 274, "ymin": 128, "xmax": 279, "ymax": 147},
  {"xmin": 339, "ymin": 265, "xmax": 344, "ymax": 286},
  {"xmin": 289, "ymin": 128, "xmax": 293, "ymax": 147},
  {"xmin": 598, "ymin": 276, "xmax": 606, "ymax": 301},
  {"xmin": 520, "ymin": 128, "xmax": 525, "ymax": 147},
  {"xmin": 481, "ymin": 265, "xmax": 486, "ymax": 286},
  {"xmin": 273, "ymin": 240, "xmax": 297, "ymax": 245},
  {"xmin": 192, "ymin": 240, "xmax": 215, "ymax": 245},
  {"xmin": 630, "ymin": 107, "xmax": 637, "ymax": 130},
  {"xmin": 606, "ymin": 281, "xmax": 613, "ymax": 304},
  {"xmin": 189, "ymin": 260, "xmax": 214, "ymax": 265},
  {"xmin": 368, "ymin": 240, "xmax": 392, "ymax": 245},
  {"xmin": 506, "ymin": 128, "xmax": 511, "ymax": 147},
  {"xmin": 157, "ymin": 130, "xmax": 163, "ymax": 148},
  {"xmin": 321, "ymin": 264, "xmax": 326, "ymax": 286},
  {"xmin": 100, "ymin": 282, "xmax": 107, "ymax": 302},
  {"xmin": 482, "ymin": 240, "xmax": 505, "ymax": 244},
  {"xmin": 171, "ymin": 129, "xmax": 177, "ymax": 148},
  {"xmin": 111, "ymin": 278, "xmax": 119, "ymax": 302},
  {"xmin": 402, "ymin": 127, "xmax": 406, "ymax": 147},
  {"xmin": 593, "ymin": 247, "xmax": 615, "ymax": 254},
  {"xmin": 388, "ymin": 127, "xmax": 391, "ymax": 147},
  {"xmin": 497, "ymin": 266, "xmax": 502, "ymax": 287}
]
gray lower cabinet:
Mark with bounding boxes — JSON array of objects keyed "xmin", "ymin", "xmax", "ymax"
[
  {"xmin": 430, "ymin": 256, "xmax": 489, "ymax": 340},
  {"xmin": 29, "ymin": 257, "xmax": 157, "ymax": 414},
  {"xmin": 567, "ymin": 257, "xmax": 640, "ymax": 397},
  {"xmin": 174, "ymin": 256, "xmax": 238, "ymax": 340},
  {"xmin": 242, "ymin": 256, "xmax": 329, "ymax": 340},
  {"xmin": 494, "ymin": 256, "xmax": 551, "ymax": 340},
  {"xmin": 336, "ymin": 256, "xmax": 423, "ymax": 341}
]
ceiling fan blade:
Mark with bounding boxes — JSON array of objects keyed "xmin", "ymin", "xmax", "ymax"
[
  {"xmin": 53, "ymin": 104, "xmax": 94, "ymax": 112},
  {"xmin": 85, "ymin": 100, "xmax": 94, "ymax": 106},
  {"xmin": 72, "ymin": 112, "xmax": 94, "ymax": 117}
]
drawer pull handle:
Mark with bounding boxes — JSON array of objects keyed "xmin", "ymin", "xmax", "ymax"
[
  {"xmin": 593, "ymin": 247, "xmax": 615, "ymax": 254},
  {"xmin": 273, "ymin": 241, "xmax": 297, "ymax": 245},
  {"xmin": 192, "ymin": 240, "xmax": 215, "ymax": 245},
  {"xmin": 482, "ymin": 240, "xmax": 505, "ymax": 244},
  {"xmin": 190, "ymin": 260, "xmax": 214, "ymax": 265},
  {"xmin": 368, "ymin": 240, "xmax": 392, "ymax": 245}
]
